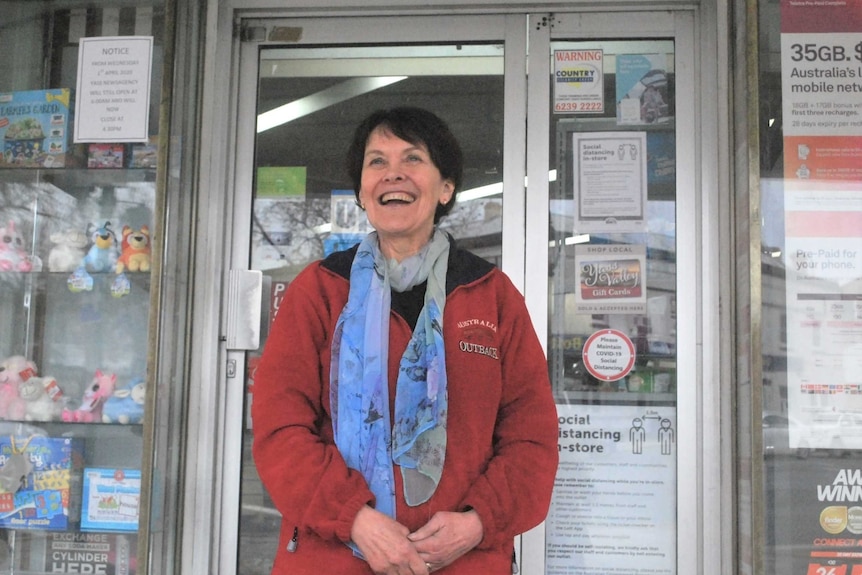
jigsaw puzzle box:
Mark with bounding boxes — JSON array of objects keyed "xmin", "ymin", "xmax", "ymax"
[
  {"xmin": 0, "ymin": 435, "xmax": 83, "ymax": 530},
  {"xmin": 81, "ymin": 468, "xmax": 141, "ymax": 532},
  {"xmin": 0, "ymin": 89, "xmax": 73, "ymax": 168}
]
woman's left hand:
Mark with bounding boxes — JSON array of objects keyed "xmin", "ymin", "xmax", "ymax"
[{"xmin": 407, "ymin": 510, "xmax": 484, "ymax": 571}]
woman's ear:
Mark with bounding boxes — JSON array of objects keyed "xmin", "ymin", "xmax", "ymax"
[{"xmin": 441, "ymin": 181, "xmax": 455, "ymax": 205}]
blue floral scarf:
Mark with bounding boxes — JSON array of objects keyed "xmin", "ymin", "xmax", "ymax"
[{"xmin": 331, "ymin": 230, "xmax": 449, "ymax": 530}]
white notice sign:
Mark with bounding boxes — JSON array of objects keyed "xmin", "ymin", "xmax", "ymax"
[
  {"xmin": 75, "ymin": 36, "xmax": 153, "ymax": 143},
  {"xmin": 571, "ymin": 131, "xmax": 648, "ymax": 233}
]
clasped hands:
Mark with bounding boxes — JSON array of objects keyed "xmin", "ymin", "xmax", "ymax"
[{"xmin": 350, "ymin": 505, "xmax": 483, "ymax": 575}]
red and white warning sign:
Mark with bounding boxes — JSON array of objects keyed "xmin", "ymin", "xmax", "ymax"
[{"xmin": 582, "ymin": 329, "xmax": 636, "ymax": 381}]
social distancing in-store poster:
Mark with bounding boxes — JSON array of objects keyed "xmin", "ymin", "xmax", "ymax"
[{"xmin": 547, "ymin": 404, "xmax": 676, "ymax": 575}]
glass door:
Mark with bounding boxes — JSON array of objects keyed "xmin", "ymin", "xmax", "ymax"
[
  {"xmin": 221, "ymin": 9, "xmax": 704, "ymax": 575},
  {"xmin": 225, "ymin": 15, "xmax": 525, "ymax": 575},
  {"xmin": 522, "ymin": 12, "xmax": 701, "ymax": 575}
]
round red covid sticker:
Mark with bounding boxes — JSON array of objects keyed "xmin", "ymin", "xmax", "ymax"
[{"xmin": 582, "ymin": 329, "xmax": 636, "ymax": 382}]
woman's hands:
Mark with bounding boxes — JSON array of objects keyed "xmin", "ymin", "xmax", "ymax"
[
  {"xmin": 351, "ymin": 505, "xmax": 429, "ymax": 574},
  {"xmin": 409, "ymin": 510, "xmax": 484, "ymax": 572},
  {"xmin": 350, "ymin": 506, "xmax": 484, "ymax": 574}
]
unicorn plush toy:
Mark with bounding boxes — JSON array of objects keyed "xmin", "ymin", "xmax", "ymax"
[{"xmin": 62, "ymin": 370, "xmax": 117, "ymax": 423}]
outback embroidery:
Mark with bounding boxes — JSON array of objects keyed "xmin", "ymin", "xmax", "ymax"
[{"xmin": 457, "ymin": 318, "xmax": 499, "ymax": 360}]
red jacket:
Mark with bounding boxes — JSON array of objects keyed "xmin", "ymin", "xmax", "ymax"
[{"xmin": 252, "ymin": 241, "xmax": 559, "ymax": 574}]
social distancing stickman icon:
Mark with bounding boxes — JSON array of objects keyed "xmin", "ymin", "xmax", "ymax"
[{"xmin": 628, "ymin": 414, "xmax": 675, "ymax": 455}]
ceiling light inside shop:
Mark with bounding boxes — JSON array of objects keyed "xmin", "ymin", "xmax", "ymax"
[
  {"xmin": 459, "ymin": 182, "xmax": 502, "ymax": 202},
  {"xmin": 461, "ymin": 170, "xmax": 557, "ymax": 202},
  {"xmin": 257, "ymin": 76, "xmax": 408, "ymax": 133}
]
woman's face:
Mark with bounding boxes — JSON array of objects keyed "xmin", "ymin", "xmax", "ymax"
[{"xmin": 359, "ymin": 127, "xmax": 454, "ymax": 259}]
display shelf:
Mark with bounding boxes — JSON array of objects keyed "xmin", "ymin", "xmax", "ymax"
[
  {"xmin": 0, "ymin": 167, "xmax": 156, "ymax": 187},
  {"xmin": 556, "ymin": 390, "xmax": 677, "ymax": 405},
  {"xmin": 0, "ymin": 7, "xmax": 168, "ymax": 574},
  {"xmin": 0, "ymin": 421, "xmax": 143, "ymax": 468},
  {"xmin": 0, "ymin": 268, "xmax": 147, "ymax": 566},
  {"xmin": 0, "ymin": 161, "xmax": 151, "ymax": 549},
  {"xmin": 0, "ymin": 270, "xmax": 151, "ymax": 287}
]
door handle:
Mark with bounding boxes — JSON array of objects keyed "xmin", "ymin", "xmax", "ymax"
[{"xmin": 226, "ymin": 269, "xmax": 263, "ymax": 350}]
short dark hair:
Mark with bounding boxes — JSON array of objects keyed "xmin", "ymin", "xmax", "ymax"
[{"xmin": 346, "ymin": 107, "xmax": 463, "ymax": 224}]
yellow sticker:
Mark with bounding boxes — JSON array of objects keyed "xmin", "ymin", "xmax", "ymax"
[{"xmin": 820, "ymin": 506, "xmax": 848, "ymax": 535}]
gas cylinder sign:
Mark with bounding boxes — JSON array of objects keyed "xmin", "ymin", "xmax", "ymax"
[{"xmin": 582, "ymin": 329, "xmax": 636, "ymax": 381}]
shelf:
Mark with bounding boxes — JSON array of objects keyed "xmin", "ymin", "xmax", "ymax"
[{"xmin": 0, "ymin": 167, "xmax": 156, "ymax": 188}]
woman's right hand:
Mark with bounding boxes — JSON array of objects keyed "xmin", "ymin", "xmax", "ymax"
[{"xmin": 351, "ymin": 505, "xmax": 430, "ymax": 574}]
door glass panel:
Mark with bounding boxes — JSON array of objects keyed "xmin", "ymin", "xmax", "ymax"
[
  {"xmin": 546, "ymin": 39, "xmax": 678, "ymax": 573},
  {"xmin": 239, "ymin": 43, "xmax": 505, "ymax": 574}
]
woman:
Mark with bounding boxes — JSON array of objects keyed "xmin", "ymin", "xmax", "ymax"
[{"xmin": 252, "ymin": 107, "xmax": 558, "ymax": 575}]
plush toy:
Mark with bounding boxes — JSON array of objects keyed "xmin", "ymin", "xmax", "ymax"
[
  {"xmin": 0, "ymin": 355, "xmax": 37, "ymax": 420},
  {"xmin": 81, "ymin": 221, "xmax": 118, "ymax": 273},
  {"xmin": 0, "ymin": 220, "xmax": 33, "ymax": 272},
  {"xmin": 0, "ymin": 436, "xmax": 34, "ymax": 494},
  {"xmin": 48, "ymin": 229, "xmax": 90, "ymax": 272},
  {"xmin": 62, "ymin": 370, "xmax": 116, "ymax": 423},
  {"xmin": 103, "ymin": 377, "xmax": 146, "ymax": 424},
  {"xmin": 115, "ymin": 225, "xmax": 151, "ymax": 274},
  {"xmin": 20, "ymin": 376, "xmax": 64, "ymax": 422}
]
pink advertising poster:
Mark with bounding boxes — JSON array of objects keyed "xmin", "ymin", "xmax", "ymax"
[
  {"xmin": 781, "ymin": 0, "xmax": 862, "ymax": 454},
  {"xmin": 781, "ymin": 0, "xmax": 862, "ymax": 181}
]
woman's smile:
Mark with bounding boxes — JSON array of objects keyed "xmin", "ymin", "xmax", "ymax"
[{"xmin": 379, "ymin": 191, "xmax": 415, "ymax": 204}]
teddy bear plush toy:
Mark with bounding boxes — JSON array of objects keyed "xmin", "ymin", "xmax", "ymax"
[
  {"xmin": 0, "ymin": 355, "xmax": 38, "ymax": 420},
  {"xmin": 20, "ymin": 375, "xmax": 65, "ymax": 422},
  {"xmin": 81, "ymin": 221, "xmax": 118, "ymax": 273},
  {"xmin": 0, "ymin": 220, "xmax": 33, "ymax": 272},
  {"xmin": 115, "ymin": 225, "xmax": 151, "ymax": 273},
  {"xmin": 48, "ymin": 229, "xmax": 90, "ymax": 272}
]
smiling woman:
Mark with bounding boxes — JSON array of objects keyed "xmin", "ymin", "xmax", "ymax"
[{"xmin": 251, "ymin": 107, "xmax": 559, "ymax": 575}]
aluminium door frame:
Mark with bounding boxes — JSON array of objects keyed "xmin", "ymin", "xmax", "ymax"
[
  {"xmin": 192, "ymin": 3, "xmax": 729, "ymax": 575},
  {"xmin": 194, "ymin": 12, "xmax": 528, "ymax": 575}
]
